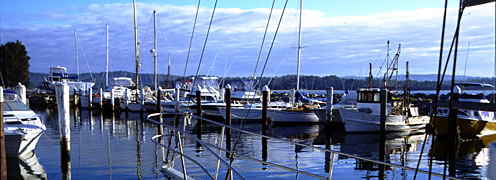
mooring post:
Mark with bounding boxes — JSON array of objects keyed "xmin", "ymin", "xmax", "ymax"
[
  {"xmin": 99, "ymin": 88, "xmax": 103, "ymax": 109},
  {"xmin": 326, "ymin": 87, "xmax": 334, "ymax": 121},
  {"xmin": 174, "ymin": 87, "xmax": 180, "ymax": 126},
  {"xmin": 379, "ymin": 88, "xmax": 387, "ymax": 180},
  {"xmin": 17, "ymin": 82, "xmax": 26, "ymax": 105},
  {"xmin": 0, "ymin": 86, "xmax": 7, "ymax": 179},
  {"xmin": 140, "ymin": 87, "xmax": 145, "ymax": 112},
  {"xmin": 196, "ymin": 89, "xmax": 202, "ymax": 145},
  {"xmin": 73, "ymin": 88, "xmax": 78, "ymax": 108},
  {"xmin": 225, "ymin": 84, "xmax": 232, "ymax": 153},
  {"xmin": 56, "ymin": 84, "xmax": 71, "ymax": 179},
  {"xmin": 157, "ymin": 87, "xmax": 161, "ymax": 113},
  {"xmin": 448, "ymin": 89, "xmax": 460, "ymax": 176},
  {"xmin": 289, "ymin": 88, "xmax": 296, "ymax": 106},
  {"xmin": 262, "ymin": 85, "xmax": 270, "ymax": 162},
  {"xmin": 123, "ymin": 89, "xmax": 128, "ymax": 112},
  {"xmin": 110, "ymin": 89, "xmax": 115, "ymax": 112},
  {"xmin": 89, "ymin": 87, "xmax": 93, "ymax": 109}
]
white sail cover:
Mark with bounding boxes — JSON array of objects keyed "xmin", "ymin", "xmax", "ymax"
[{"xmin": 463, "ymin": 0, "xmax": 495, "ymax": 7}]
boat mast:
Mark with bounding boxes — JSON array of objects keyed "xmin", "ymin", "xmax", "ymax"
[
  {"xmin": 74, "ymin": 30, "xmax": 79, "ymax": 80},
  {"xmin": 133, "ymin": 0, "xmax": 139, "ymax": 92},
  {"xmin": 153, "ymin": 10, "xmax": 158, "ymax": 92},
  {"xmin": 106, "ymin": 24, "xmax": 109, "ymax": 88},
  {"xmin": 296, "ymin": 0, "xmax": 303, "ymax": 91}
]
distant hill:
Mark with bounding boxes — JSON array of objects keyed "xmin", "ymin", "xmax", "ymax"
[
  {"xmin": 30, "ymin": 72, "xmax": 495, "ymax": 90},
  {"xmin": 344, "ymin": 74, "xmax": 488, "ymax": 82}
]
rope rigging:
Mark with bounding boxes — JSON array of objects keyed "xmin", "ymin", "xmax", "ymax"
[{"xmin": 183, "ymin": 0, "xmax": 201, "ymax": 79}]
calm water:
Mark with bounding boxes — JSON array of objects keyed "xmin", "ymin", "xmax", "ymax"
[{"xmin": 6, "ymin": 107, "xmax": 494, "ymax": 179}]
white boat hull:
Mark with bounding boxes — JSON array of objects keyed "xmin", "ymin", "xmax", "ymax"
[
  {"xmin": 5, "ymin": 129, "xmax": 44, "ymax": 157},
  {"xmin": 339, "ymin": 108, "xmax": 410, "ymax": 132}
]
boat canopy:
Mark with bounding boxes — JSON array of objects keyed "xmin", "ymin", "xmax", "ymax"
[
  {"xmin": 110, "ymin": 77, "xmax": 135, "ymax": 87},
  {"xmin": 463, "ymin": 0, "xmax": 495, "ymax": 7},
  {"xmin": 455, "ymin": 82, "xmax": 494, "ymax": 88}
]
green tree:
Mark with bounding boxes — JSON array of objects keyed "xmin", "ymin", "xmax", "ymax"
[{"xmin": 0, "ymin": 40, "xmax": 30, "ymax": 88}]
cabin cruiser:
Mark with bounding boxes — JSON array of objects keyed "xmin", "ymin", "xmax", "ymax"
[
  {"xmin": 338, "ymin": 88, "xmax": 428, "ymax": 132},
  {"xmin": 433, "ymin": 83, "xmax": 496, "ymax": 137},
  {"xmin": 230, "ymin": 79, "xmax": 261, "ymax": 103},
  {"xmin": 43, "ymin": 66, "xmax": 94, "ymax": 95},
  {"xmin": 3, "ymin": 90, "xmax": 46, "ymax": 157}
]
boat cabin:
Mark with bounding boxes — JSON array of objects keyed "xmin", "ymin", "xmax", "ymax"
[
  {"xmin": 355, "ymin": 88, "xmax": 391, "ymax": 115},
  {"xmin": 47, "ymin": 66, "xmax": 78, "ymax": 82}
]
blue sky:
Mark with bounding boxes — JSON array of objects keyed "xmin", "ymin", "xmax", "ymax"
[{"xmin": 0, "ymin": 0, "xmax": 494, "ymax": 78}]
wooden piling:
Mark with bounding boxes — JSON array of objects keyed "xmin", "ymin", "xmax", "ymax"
[
  {"xmin": 379, "ymin": 88, "xmax": 387, "ymax": 133},
  {"xmin": 157, "ymin": 87, "xmax": 161, "ymax": 113},
  {"xmin": 123, "ymin": 89, "xmax": 128, "ymax": 112},
  {"xmin": 196, "ymin": 90, "xmax": 202, "ymax": 144},
  {"xmin": 379, "ymin": 88, "xmax": 387, "ymax": 179},
  {"xmin": 56, "ymin": 84, "xmax": 71, "ymax": 179},
  {"xmin": 111, "ymin": 89, "xmax": 115, "ymax": 112},
  {"xmin": 326, "ymin": 87, "xmax": 334, "ymax": 121},
  {"xmin": 89, "ymin": 87, "xmax": 93, "ymax": 109},
  {"xmin": 289, "ymin": 89, "xmax": 296, "ymax": 106},
  {"xmin": 448, "ymin": 91, "xmax": 459, "ymax": 176},
  {"xmin": 225, "ymin": 84, "xmax": 232, "ymax": 152},
  {"xmin": 140, "ymin": 87, "xmax": 145, "ymax": 112},
  {"xmin": 17, "ymin": 83, "xmax": 26, "ymax": 105},
  {"xmin": 99, "ymin": 88, "xmax": 103, "ymax": 109},
  {"xmin": 73, "ymin": 88, "xmax": 78, "ymax": 108},
  {"xmin": 262, "ymin": 85, "xmax": 269, "ymax": 162},
  {"xmin": 0, "ymin": 86, "xmax": 7, "ymax": 179}
]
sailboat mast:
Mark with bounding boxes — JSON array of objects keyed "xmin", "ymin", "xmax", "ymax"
[
  {"xmin": 106, "ymin": 24, "xmax": 109, "ymax": 88},
  {"xmin": 133, "ymin": 0, "xmax": 139, "ymax": 91},
  {"xmin": 153, "ymin": 10, "xmax": 157, "ymax": 92},
  {"xmin": 74, "ymin": 30, "xmax": 79, "ymax": 79},
  {"xmin": 296, "ymin": 0, "xmax": 303, "ymax": 91}
]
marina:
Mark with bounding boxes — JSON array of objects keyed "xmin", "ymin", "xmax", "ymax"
[
  {"xmin": 1, "ymin": 0, "xmax": 496, "ymax": 179},
  {"xmin": 2, "ymin": 106, "xmax": 494, "ymax": 179}
]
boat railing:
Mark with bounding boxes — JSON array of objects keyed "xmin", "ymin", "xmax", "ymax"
[
  {"xmin": 147, "ymin": 113, "xmax": 246, "ymax": 180},
  {"xmin": 147, "ymin": 112, "xmax": 461, "ymax": 180}
]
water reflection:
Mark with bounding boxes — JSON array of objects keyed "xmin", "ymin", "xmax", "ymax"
[
  {"xmin": 430, "ymin": 135, "xmax": 496, "ymax": 179},
  {"xmin": 24, "ymin": 106, "xmax": 496, "ymax": 179},
  {"xmin": 7, "ymin": 151, "xmax": 47, "ymax": 179}
]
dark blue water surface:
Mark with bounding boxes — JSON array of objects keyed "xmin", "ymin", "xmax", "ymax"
[{"xmin": 7, "ymin": 107, "xmax": 493, "ymax": 179}]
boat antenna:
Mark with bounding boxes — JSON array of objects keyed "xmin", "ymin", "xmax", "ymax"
[
  {"xmin": 462, "ymin": 41, "xmax": 470, "ymax": 82},
  {"xmin": 74, "ymin": 30, "xmax": 80, "ymax": 80},
  {"xmin": 368, "ymin": 63, "xmax": 373, "ymax": 88}
]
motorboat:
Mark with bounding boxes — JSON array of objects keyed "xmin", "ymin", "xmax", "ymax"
[
  {"xmin": 3, "ymin": 90, "xmax": 46, "ymax": 157},
  {"xmin": 433, "ymin": 83, "xmax": 496, "ymax": 137},
  {"xmin": 43, "ymin": 66, "xmax": 94, "ymax": 95},
  {"xmin": 230, "ymin": 79, "xmax": 261, "ymax": 103},
  {"xmin": 338, "ymin": 88, "xmax": 428, "ymax": 132}
]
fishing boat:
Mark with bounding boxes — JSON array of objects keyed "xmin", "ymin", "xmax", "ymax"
[
  {"xmin": 3, "ymin": 90, "xmax": 46, "ymax": 157},
  {"xmin": 338, "ymin": 88, "xmax": 411, "ymax": 132},
  {"xmin": 432, "ymin": 83, "xmax": 496, "ymax": 137}
]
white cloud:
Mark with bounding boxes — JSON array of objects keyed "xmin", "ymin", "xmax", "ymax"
[{"xmin": 0, "ymin": 2, "xmax": 494, "ymax": 77}]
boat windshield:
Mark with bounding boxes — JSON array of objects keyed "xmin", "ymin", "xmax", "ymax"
[
  {"xmin": 357, "ymin": 91, "xmax": 380, "ymax": 103},
  {"xmin": 111, "ymin": 78, "xmax": 135, "ymax": 87},
  {"xmin": 3, "ymin": 101, "xmax": 31, "ymax": 111}
]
